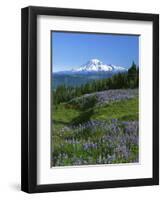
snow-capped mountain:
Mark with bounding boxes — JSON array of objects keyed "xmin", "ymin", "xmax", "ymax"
[
  {"xmin": 75, "ymin": 59, "xmax": 113, "ymax": 72},
  {"xmin": 75, "ymin": 59, "xmax": 127, "ymax": 72},
  {"xmin": 55, "ymin": 59, "xmax": 127, "ymax": 74}
]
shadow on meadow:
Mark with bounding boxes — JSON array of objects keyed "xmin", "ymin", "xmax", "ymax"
[
  {"xmin": 69, "ymin": 95, "xmax": 97, "ymax": 125},
  {"xmin": 71, "ymin": 109, "xmax": 94, "ymax": 126}
]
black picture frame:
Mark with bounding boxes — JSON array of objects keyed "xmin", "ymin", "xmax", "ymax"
[{"xmin": 21, "ymin": 6, "xmax": 159, "ymax": 193}]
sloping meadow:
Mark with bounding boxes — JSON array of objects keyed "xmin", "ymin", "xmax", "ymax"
[{"xmin": 52, "ymin": 89, "xmax": 139, "ymax": 166}]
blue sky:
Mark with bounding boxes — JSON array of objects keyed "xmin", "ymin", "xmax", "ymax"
[{"xmin": 52, "ymin": 31, "xmax": 139, "ymax": 72}]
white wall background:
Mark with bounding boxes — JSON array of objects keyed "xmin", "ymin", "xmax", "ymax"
[{"xmin": 0, "ymin": 0, "xmax": 161, "ymax": 199}]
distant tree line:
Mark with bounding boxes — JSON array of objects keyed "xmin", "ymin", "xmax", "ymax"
[{"xmin": 53, "ymin": 62, "xmax": 139, "ymax": 105}]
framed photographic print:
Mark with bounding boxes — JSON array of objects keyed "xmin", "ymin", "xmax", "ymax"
[{"xmin": 21, "ymin": 6, "xmax": 159, "ymax": 193}]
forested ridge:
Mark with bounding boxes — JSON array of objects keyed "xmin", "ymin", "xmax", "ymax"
[{"xmin": 53, "ymin": 62, "xmax": 139, "ymax": 105}]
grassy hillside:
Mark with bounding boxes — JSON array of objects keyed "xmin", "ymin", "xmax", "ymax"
[
  {"xmin": 52, "ymin": 96, "xmax": 138, "ymax": 127},
  {"xmin": 52, "ymin": 89, "xmax": 139, "ymax": 166}
]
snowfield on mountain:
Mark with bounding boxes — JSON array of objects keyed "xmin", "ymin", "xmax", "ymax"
[{"xmin": 55, "ymin": 58, "xmax": 127, "ymax": 74}]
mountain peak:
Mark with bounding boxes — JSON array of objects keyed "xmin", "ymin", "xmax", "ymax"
[
  {"xmin": 77, "ymin": 58, "xmax": 113, "ymax": 72},
  {"xmin": 55, "ymin": 59, "xmax": 127, "ymax": 74},
  {"xmin": 88, "ymin": 58, "xmax": 102, "ymax": 65}
]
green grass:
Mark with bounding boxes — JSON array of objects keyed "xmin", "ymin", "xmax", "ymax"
[
  {"xmin": 93, "ymin": 97, "xmax": 138, "ymax": 121},
  {"xmin": 52, "ymin": 104, "xmax": 80, "ymax": 130},
  {"xmin": 52, "ymin": 97, "xmax": 138, "ymax": 128},
  {"xmin": 52, "ymin": 104, "xmax": 80, "ymax": 123}
]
